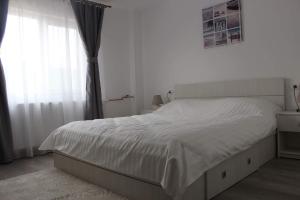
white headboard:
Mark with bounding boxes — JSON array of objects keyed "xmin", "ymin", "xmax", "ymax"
[{"xmin": 175, "ymin": 78, "xmax": 286, "ymax": 109}]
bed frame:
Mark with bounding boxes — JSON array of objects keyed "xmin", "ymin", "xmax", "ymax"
[{"xmin": 53, "ymin": 78, "xmax": 285, "ymax": 200}]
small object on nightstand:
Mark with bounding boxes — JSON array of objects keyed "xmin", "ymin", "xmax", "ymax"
[{"xmin": 277, "ymin": 111, "xmax": 300, "ymax": 159}]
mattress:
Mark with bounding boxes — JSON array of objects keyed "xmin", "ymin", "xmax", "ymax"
[{"xmin": 40, "ymin": 97, "xmax": 281, "ymax": 198}]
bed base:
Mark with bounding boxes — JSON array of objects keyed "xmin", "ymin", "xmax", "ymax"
[{"xmin": 53, "ymin": 134, "xmax": 276, "ymax": 200}]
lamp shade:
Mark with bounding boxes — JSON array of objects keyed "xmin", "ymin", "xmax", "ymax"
[{"xmin": 152, "ymin": 95, "xmax": 163, "ymax": 106}]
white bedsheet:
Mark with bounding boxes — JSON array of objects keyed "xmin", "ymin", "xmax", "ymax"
[{"xmin": 40, "ymin": 98, "xmax": 281, "ymax": 198}]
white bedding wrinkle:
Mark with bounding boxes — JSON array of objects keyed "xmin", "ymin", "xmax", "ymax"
[{"xmin": 40, "ymin": 98, "xmax": 281, "ymax": 198}]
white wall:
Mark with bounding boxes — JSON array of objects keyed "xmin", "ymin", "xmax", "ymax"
[
  {"xmin": 100, "ymin": 7, "xmax": 135, "ymax": 117},
  {"xmin": 131, "ymin": 11, "xmax": 145, "ymax": 114},
  {"xmin": 138, "ymin": 0, "xmax": 300, "ymax": 111}
]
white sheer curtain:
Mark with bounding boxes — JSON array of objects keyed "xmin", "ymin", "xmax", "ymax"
[{"xmin": 0, "ymin": 0, "xmax": 87, "ymax": 157}]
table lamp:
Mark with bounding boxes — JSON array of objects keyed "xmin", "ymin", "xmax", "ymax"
[{"xmin": 152, "ymin": 95, "xmax": 163, "ymax": 110}]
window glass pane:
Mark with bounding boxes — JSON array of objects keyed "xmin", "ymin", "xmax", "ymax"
[{"xmin": 1, "ymin": 12, "xmax": 86, "ymax": 104}]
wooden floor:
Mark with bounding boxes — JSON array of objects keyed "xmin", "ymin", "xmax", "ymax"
[
  {"xmin": 213, "ymin": 158, "xmax": 300, "ymax": 200},
  {"xmin": 0, "ymin": 156, "xmax": 299, "ymax": 200}
]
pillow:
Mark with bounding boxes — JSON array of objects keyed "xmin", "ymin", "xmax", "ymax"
[{"xmin": 155, "ymin": 97, "xmax": 282, "ymax": 121}]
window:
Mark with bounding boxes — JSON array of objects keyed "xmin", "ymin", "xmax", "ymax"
[
  {"xmin": 0, "ymin": 1, "xmax": 86, "ymax": 104},
  {"xmin": 0, "ymin": 0, "xmax": 87, "ymax": 157}
]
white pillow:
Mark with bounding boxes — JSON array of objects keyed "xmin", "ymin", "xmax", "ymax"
[{"xmin": 155, "ymin": 97, "xmax": 281, "ymax": 121}]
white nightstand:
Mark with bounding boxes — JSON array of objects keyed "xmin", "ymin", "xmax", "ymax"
[{"xmin": 277, "ymin": 112, "xmax": 300, "ymax": 159}]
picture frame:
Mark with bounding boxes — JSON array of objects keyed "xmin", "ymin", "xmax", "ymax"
[{"xmin": 202, "ymin": 0, "xmax": 243, "ymax": 48}]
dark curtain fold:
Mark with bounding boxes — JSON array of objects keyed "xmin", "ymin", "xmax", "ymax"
[
  {"xmin": 0, "ymin": 0, "xmax": 14, "ymax": 164},
  {"xmin": 70, "ymin": 0, "xmax": 105, "ymax": 120}
]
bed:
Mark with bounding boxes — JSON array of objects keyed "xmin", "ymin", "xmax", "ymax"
[{"xmin": 40, "ymin": 78, "xmax": 285, "ymax": 200}]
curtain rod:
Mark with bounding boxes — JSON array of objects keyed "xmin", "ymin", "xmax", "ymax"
[{"xmin": 73, "ymin": 0, "xmax": 112, "ymax": 8}]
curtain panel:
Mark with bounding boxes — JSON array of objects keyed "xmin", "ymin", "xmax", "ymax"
[
  {"xmin": 70, "ymin": 0, "xmax": 105, "ymax": 120},
  {"xmin": 1, "ymin": 0, "xmax": 87, "ymax": 158},
  {"xmin": 0, "ymin": 0, "xmax": 14, "ymax": 163}
]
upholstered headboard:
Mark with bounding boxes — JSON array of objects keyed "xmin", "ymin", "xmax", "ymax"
[{"xmin": 175, "ymin": 78, "xmax": 286, "ymax": 109}]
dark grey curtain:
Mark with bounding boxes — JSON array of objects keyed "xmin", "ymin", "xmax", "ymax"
[
  {"xmin": 0, "ymin": 0, "xmax": 14, "ymax": 164},
  {"xmin": 70, "ymin": 0, "xmax": 105, "ymax": 120}
]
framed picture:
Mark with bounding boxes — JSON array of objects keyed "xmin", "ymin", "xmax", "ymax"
[
  {"xmin": 202, "ymin": 7, "xmax": 213, "ymax": 21},
  {"xmin": 215, "ymin": 31, "xmax": 228, "ymax": 46},
  {"xmin": 214, "ymin": 17, "xmax": 227, "ymax": 32},
  {"xmin": 204, "ymin": 33, "xmax": 215, "ymax": 48},
  {"xmin": 214, "ymin": 3, "xmax": 226, "ymax": 18},
  {"xmin": 203, "ymin": 20, "xmax": 214, "ymax": 34},
  {"xmin": 202, "ymin": 0, "xmax": 243, "ymax": 48}
]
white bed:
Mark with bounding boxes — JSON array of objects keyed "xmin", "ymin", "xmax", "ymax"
[{"xmin": 40, "ymin": 78, "xmax": 285, "ymax": 200}]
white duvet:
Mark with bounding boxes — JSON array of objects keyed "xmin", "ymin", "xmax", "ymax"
[{"xmin": 40, "ymin": 98, "xmax": 281, "ymax": 198}]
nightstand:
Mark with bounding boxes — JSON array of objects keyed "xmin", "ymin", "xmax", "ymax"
[{"xmin": 277, "ymin": 112, "xmax": 300, "ymax": 159}]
